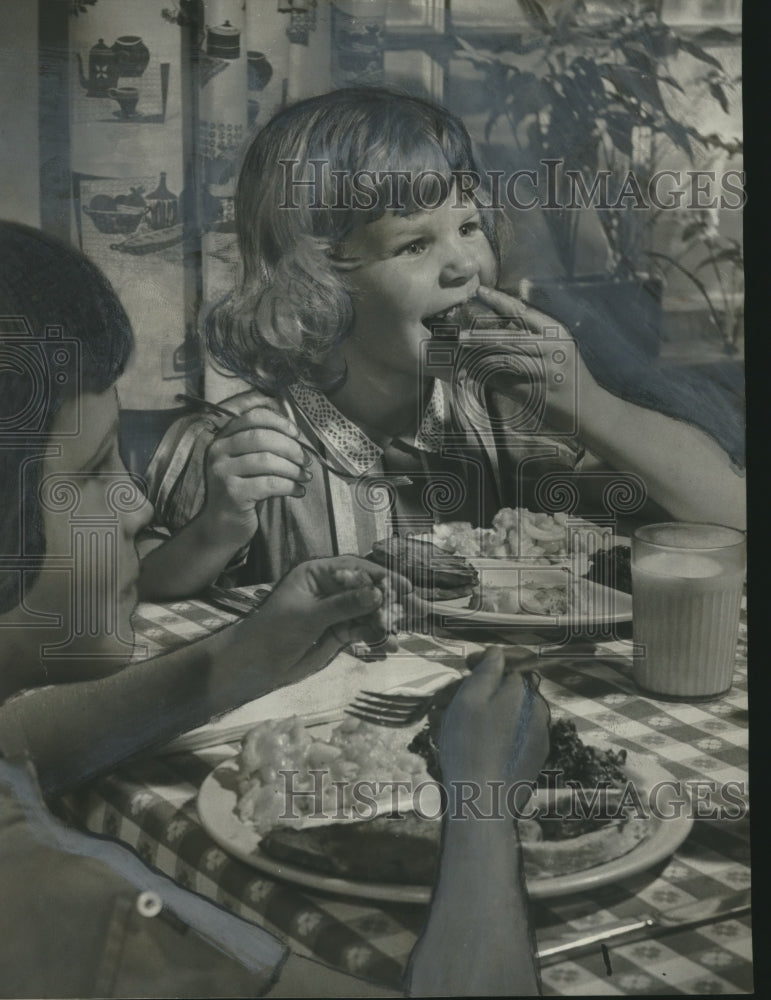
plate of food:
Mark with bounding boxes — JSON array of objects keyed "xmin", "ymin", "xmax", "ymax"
[
  {"xmin": 197, "ymin": 714, "xmax": 692, "ymax": 902},
  {"xmin": 434, "ymin": 566, "xmax": 633, "ymax": 627},
  {"xmin": 366, "ymin": 531, "xmax": 632, "ymax": 629}
]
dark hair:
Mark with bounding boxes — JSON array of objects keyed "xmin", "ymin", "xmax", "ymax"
[
  {"xmin": 0, "ymin": 221, "xmax": 133, "ymax": 612},
  {"xmin": 207, "ymin": 86, "xmax": 501, "ymax": 393}
]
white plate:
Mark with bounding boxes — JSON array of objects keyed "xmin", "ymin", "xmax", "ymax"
[
  {"xmin": 197, "ymin": 757, "xmax": 692, "ymax": 902},
  {"xmin": 434, "ymin": 568, "xmax": 633, "ymax": 628}
]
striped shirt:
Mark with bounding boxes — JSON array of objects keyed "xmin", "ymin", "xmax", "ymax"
[{"xmin": 145, "ymin": 380, "xmax": 584, "ymax": 585}]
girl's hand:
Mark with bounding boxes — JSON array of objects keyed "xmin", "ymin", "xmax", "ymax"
[
  {"xmin": 253, "ymin": 556, "xmax": 410, "ymax": 684},
  {"xmin": 436, "ymin": 646, "xmax": 550, "ymax": 792},
  {"xmin": 457, "ymin": 285, "xmax": 597, "ymax": 433},
  {"xmin": 201, "ymin": 388, "xmax": 310, "ymax": 547}
]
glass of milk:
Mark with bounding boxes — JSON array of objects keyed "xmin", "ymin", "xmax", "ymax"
[{"xmin": 631, "ymin": 523, "xmax": 746, "ymax": 699}]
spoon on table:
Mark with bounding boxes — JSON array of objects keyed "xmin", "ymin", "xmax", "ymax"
[{"xmin": 175, "ymin": 393, "xmax": 412, "ymax": 485}]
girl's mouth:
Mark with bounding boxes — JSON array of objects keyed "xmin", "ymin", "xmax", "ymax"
[
  {"xmin": 421, "ymin": 302, "xmax": 465, "ymax": 332},
  {"xmin": 422, "ymin": 296, "xmax": 491, "ymax": 334},
  {"xmin": 421, "ymin": 279, "xmax": 483, "ymax": 332},
  {"xmin": 422, "ymin": 293, "xmax": 525, "ymax": 335}
]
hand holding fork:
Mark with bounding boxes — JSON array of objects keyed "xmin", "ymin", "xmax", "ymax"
[{"xmin": 346, "ymin": 645, "xmax": 543, "ymax": 727}]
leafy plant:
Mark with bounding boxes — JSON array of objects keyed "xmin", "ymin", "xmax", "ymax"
[
  {"xmin": 647, "ymin": 205, "xmax": 743, "ymax": 354},
  {"xmin": 454, "ymin": 0, "xmax": 741, "ymax": 293}
]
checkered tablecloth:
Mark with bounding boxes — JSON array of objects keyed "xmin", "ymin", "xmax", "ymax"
[{"xmin": 64, "ymin": 596, "xmax": 751, "ymax": 996}]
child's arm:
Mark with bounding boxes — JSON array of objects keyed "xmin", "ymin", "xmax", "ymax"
[
  {"xmin": 572, "ymin": 380, "xmax": 745, "ymax": 529},
  {"xmin": 0, "ymin": 556, "xmax": 395, "ymax": 797},
  {"xmin": 406, "ymin": 649, "xmax": 547, "ymax": 996},
  {"xmin": 139, "ymin": 390, "xmax": 310, "ymax": 599},
  {"xmin": 474, "ymin": 286, "xmax": 745, "ymax": 531},
  {"xmin": 273, "ymin": 650, "xmax": 547, "ymax": 998}
]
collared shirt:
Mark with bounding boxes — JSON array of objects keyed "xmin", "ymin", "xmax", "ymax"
[
  {"xmin": 145, "ymin": 379, "xmax": 584, "ymax": 585},
  {"xmin": 0, "ymin": 755, "xmax": 286, "ymax": 997}
]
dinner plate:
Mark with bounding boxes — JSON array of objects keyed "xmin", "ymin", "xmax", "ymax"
[
  {"xmin": 197, "ymin": 756, "xmax": 692, "ymax": 903},
  {"xmin": 433, "ymin": 568, "xmax": 633, "ymax": 628}
]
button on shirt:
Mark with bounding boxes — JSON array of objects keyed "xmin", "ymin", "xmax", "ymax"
[
  {"xmin": 0, "ymin": 756, "xmax": 286, "ymax": 998},
  {"xmin": 145, "ymin": 379, "xmax": 583, "ymax": 585}
]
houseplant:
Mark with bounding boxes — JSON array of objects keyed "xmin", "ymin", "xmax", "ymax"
[{"xmin": 454, "ymin": 0, "xmax": 742, "ymax": 357}]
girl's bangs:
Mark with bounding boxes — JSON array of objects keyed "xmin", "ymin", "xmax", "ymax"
[{"xmin": 349, "ymin": 126, "xmax": 474, "ymax": 221}]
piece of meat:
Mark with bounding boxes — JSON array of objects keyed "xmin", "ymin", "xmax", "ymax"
[
  {"xmin": 260, "ymin": 801, "xmax": 651, "ymax": 884},
  {"xmin": 414, "ymin": 582, "xmax": 474, "ymax": 602},
  {"xmin": 260, "ymin": 812, "xmax": 442, "ymax": 885},
  {"xmin": 367, "ymin": 536, "xmax": 479, "ymax": 591}
]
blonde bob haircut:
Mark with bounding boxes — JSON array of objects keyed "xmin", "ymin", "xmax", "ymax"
[{"xmin": 206, "ymin": 86, "xmax": 501, "ymax": 393}]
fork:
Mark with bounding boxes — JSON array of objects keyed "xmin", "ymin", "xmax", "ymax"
[
  {"xmin": 345, "ymin": 654, "xmax": 616, "ymax": 727},
  {"xmin": 345, "ymin": 672, "xmax": 465, "ymax": 729},
  {"xmin": 175, "ymin": 393, "xmax": 411, "ymax": 485},
  {"xmin": 345, "ymin": 668, "xmax": 540, "ymax": 727},
  {"xmin": 345, "ymin": 687, "xmax": 458, "ymax": 727}
]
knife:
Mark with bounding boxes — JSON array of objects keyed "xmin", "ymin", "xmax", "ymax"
[
  {"xmin": 536, "ymin": 888, "xmax": 751, "ymax": 967},
  {"xmin": 201, "ymin": 588, "xmax": 254, "ymax": 618},
  {"xmin": 201, "ymin": 585, "xmax": 273, "ymax": 618}
]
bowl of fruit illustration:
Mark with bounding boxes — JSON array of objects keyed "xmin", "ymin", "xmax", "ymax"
[{"xmin": 83, "ymin": 192, "xmax": 147, "ymax": 234}]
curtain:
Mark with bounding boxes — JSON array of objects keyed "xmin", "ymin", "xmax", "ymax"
[{"xmin": 60, "ymin": 0, "xmax": 390, "ymax": 412}]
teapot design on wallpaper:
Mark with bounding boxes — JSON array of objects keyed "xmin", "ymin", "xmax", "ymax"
[{"xmin": 76, "ymin": 36, "xmax": 150, "ymax": 97}]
